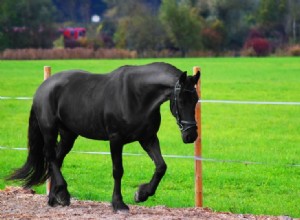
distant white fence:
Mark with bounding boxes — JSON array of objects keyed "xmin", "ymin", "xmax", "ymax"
[
  {"xmin": 1, "ymin": 146, "xmax": 299, "ymax": 167},
  {"xmin": 2, "ymin": 96, "xmax": 300, "ymax": 105}
]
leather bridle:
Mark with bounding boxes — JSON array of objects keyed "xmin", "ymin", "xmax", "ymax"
[{"xmin": 173, "ymin": 80, "xmax": 197, "ymax": 132}]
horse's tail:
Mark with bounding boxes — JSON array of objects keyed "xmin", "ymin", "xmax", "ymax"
[{"xmin": 8, "ymin": 107, "xmax": 49, "ymax": 188}]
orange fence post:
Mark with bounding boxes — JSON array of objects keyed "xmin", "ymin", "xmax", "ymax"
[
  {"xmin": 44, "ymin": 66, "xmax": 51, "ymax": 81},
  {"xmin": 193, "ymin": 66, "xmax": 203, "ymax": 207},
  {"xmin": 44, "ymin": 66, "xmax": 51, "ymax": 196}
]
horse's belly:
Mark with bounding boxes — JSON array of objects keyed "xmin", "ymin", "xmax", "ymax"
[
  {"xmin": 79, "ymin": 132, "xmax": 109, "ymax": 141},
  {"xmin": 60, "ymin": 118, "xmax": 109, "ymax": 141},
  {"xmin": 77, "ymin": 126, "xmax": 109, "ymax": 140}
]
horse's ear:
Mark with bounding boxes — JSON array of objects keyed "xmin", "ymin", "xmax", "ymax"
[
  {"xmin": 193, "ymin": 71, "xmax": 200, "ymax": 84},
  {"xmin": 179, "ymin": 71, "xmax": 187, "ymax": 84}
]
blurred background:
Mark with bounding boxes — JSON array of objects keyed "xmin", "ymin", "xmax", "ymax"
[{"xmin": 0, "ymin": 0, "xmax": 300, "ymax": 58}]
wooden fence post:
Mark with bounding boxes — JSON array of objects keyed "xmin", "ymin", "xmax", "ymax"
[
  {"xmin": 44, "ymin": 66, "xmax": 51, "ymax": 81},
  {"xmin": 44, "ymin": 66, "xmax": 51, "ymax": 196},
  {"xmin": 193, "ymin": 66, "xmax": 203, "ymax": 207}
]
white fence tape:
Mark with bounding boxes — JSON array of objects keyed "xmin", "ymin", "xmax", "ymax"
[
  {"xmin": 0, "ymin": 96, "xmax": 32, "ymax": 100},
  {"xmin": 1, "ymin": 96, "xmax": 299, "ymax": 167},
  {"xmin": 1, "ymin": 96, "xmax": 300, "ymax": 105},
  {"xmin": 1, "ymin": 146, "xmax": 299, "ymax": 167},
  {"xmin": 199, "ymin": 100, "xmax": 300, "ymax": 105}
]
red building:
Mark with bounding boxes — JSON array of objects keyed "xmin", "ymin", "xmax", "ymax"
[{"xmin": 61, "ymin": 27, "xmax": 86, "ymax": 48}]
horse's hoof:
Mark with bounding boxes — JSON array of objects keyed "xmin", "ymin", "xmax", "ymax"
[
  {"xmin": 48, "ymin": 194, "xmax": 70, "ymax": 207},
  {"xmin": 115, "ymin": 209, "xmax": 129, "ymax": 214},
  {"xmin": 134, "ymin": 191, "xmax": 147, "ymax": 203},
  {"xmin": 55, "ymin": 191, "xmax": 70, "ymax": 206},
  {"xmin": 55, "ymin": 195, "xmax": 70, "ymax": 206},
  {"xmin": 48, "ymin": 196, "xmax": 59, "ymax": 207},
  {"xmin": 48, "ymin": 186, "xmax": 71, "ymax": 207},
  {"xmin": 134, "ymin": 183, "xmax": 150, "ymax": 203},
  {"xmin": 134, "ymin": 191, "xmax": 141, "ymax": 203},
  {"xmin": 134, "ymin": 191, "xmax": 148, "ymax": 203},
  {"xmin": 112, "ymin": 201, "xmax": 129, "ymax": 213}
]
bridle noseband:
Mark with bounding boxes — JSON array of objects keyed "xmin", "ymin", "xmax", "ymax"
[{"xmin": 173, "ymin": 80, "xmax": 197, "ymax": 132}]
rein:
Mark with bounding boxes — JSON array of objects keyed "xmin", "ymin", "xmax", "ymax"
[{"xmin": 173, "ymin": 81, "xmax": 197, "ymax": 132}]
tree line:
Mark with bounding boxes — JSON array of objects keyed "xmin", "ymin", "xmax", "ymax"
[{"xmin": 0, "ymin": 0, "xmax": 300, "ymax": 56}]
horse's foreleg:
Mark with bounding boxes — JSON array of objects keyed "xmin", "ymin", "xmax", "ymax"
[
  {"xmin": 135, "ymin": 135, "xmax": 167, "ymax": 203},
  {"xmin": 110, "ymin": 141, "xmax": 129, "ymax": 212}
]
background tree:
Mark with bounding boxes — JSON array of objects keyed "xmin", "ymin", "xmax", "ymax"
[
  {"xmin": 286, "ymin": 0, "xmax": 300, "ymax": 43},
  {"xmin": 102, "ymin": 0, "xmax": 141, "ymax": 48},
  {"xmin": 257, "ymin": 0, "xmax": 287, "ymax": 26},
  {"xmin": 103, "ymin": 0, "xmax": 165, "ymax": 54},
  {"xmin": 52, "ymin": 0, "xmax": 107, "ymax": 23},
  {"xmin": 201, "ymin": 19, "xmax": 226, "ymax": 53},
  {"xmin": 124, "ymin": 14, "xmax": 165, "ymax": 54},
  {"xmin": 0, "ymin": 0, "xmax": 57, "ymax": 49},
  {"xmin": 159, "ymin": 0, "xmax": 203, "ymax": 56},
  {"xmin": 198, "ymin": 0, "xmax": 259, "ymax": 50},
  {"xmin": 256, "ymin": 0, "xmax": 288, "ymax": 49},
  {"xmin": 1, "ymin": 0, "xmax": 300, "ymax": 53}
]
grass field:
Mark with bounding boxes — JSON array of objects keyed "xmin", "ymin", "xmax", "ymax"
[{"xmin": 0, "ymin": 58, "xmax": 300, "ymax": 217}]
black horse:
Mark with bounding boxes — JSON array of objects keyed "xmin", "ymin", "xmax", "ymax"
[{"xmin": 8, "ymin": 62, "xmax": 200, "ymax": 212}]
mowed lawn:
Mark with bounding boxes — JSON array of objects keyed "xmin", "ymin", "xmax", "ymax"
[{"xmin": 0, "ymin": 58, "xmax": 299, "ymax": 218}]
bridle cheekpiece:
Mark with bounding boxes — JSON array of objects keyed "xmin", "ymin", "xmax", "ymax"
[{"xmin": 173, "ymin": 80, "xmax": 197, "ymax": 132}]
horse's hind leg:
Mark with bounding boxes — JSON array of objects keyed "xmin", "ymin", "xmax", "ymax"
[
  {"xmin": 135, "ymin": 135, "xmax": 167, "ymax": 203},
  {"xmin": 40, "ymin": 128, "xmax": 65, "ymax": 206},
  {"xmin": 48, "ymin": 128, "xmax": 78, "ymax": 207},
  {"xmin": 56, "ymin": 128, "xmax": 77, "ymax": 168}
]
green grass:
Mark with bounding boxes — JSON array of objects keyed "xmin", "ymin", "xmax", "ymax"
[{"xmin": 0, "ymin": 58, "xmax": 300, "ymax": 217}]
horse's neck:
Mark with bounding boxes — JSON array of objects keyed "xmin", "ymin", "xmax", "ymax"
[{"xmin": 134, "ymin": 73, "xmax": 177, "ymax": 110}]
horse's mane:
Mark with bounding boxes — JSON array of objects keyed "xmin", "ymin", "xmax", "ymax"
[
  {"xmin": 110, "ymin": 62, "xmax": 181, "ymax": 76},
  {"xmin": 108, "ymin": 62, "xmax": 182, "ymax": 89}
]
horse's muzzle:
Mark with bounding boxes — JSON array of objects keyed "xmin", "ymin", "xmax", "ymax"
[{"xmin": 181, "ymin": 127, "xmax": 198, "ymax": 143}]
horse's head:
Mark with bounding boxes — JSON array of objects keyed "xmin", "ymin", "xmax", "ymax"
[{"xmin": 170, "ymin": 71, "xmax": 200, "ymax": 143}]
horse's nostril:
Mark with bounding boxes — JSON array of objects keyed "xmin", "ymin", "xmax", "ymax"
[
  {"xmin": 183, "ymin": 133, "xmax": 193, "ymax": 143},
  {"xmin": 187, "ymin": 135, "xmax": 191, "ymax": 142},
  {"xmin": 182, "ymin": 129, "xmax": 198, "ymax": 144}
]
